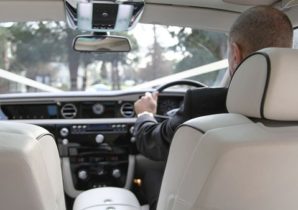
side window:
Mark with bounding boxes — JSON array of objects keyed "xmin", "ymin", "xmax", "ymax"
[{"xmin": 294, "ymin": 28, "xmax": 298, "ymax": 49}]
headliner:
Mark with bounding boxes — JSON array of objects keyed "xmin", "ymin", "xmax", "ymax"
[{"xmin": 0, "ymin": 0, "xmax": 296, "ymax": 32}]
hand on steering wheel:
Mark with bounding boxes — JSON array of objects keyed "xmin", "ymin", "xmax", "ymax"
[{"xmin": 134, "ymin": 79, "xmax": 207, "ymax": 120}]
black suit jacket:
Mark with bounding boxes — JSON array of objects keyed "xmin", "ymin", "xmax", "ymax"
[{"xmin": 134, "ymin": 87, "xmax": 228, "ymax": 161}]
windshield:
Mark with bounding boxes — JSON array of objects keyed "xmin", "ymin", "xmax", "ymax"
[{"xmin": 0, "ymin": 21, "xmax": 228, "ymax": 93}]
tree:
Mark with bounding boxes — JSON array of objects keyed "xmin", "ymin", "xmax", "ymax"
[
  {"xmin": 1, "ymin": 21, "xmax": 141, "ymax": 91},
  {"xmin": 7, "ymin": 22, "xmax": 67, "ymax": 90},
  {"xmin": 137, "ymin": 25, "xmax": 173, "ymax": 82},
  {"xmin": 170, "ymin": 28, "xmax": 227, "ymax": 72},
  {"xmin": 82, "ymin": 32, "xmax": 139, "ymax": 90},
  {"xmin": 9, "ymin": 22, "xmax": 66, "ymax": 70},
  {"xmin": 0, "ymin": 28, "xmax": 11, "ymax": 69},
  {"xmin": 65, "ymin": 27, "xmax": 81, "ymax": 90},
  {"xmin": 167, "ymin": 28, "xmax": 227, "ymax": 85},
  {"xmin": 0, "ymin": 28, "xmax": 12, "ymax": 93}
]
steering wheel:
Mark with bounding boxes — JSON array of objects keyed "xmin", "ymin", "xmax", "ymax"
[
  {"xmin": 156, "ymin": 79, "xmax": 207, "ymax": 93},
  {"xmin": 154, "ymin": 79, "xmax": 207, "ymax": 119}
]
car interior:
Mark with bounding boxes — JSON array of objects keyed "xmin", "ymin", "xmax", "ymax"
[{"xmin": 0, "ymin": 0, "xmax": 298, "ymax": 210}]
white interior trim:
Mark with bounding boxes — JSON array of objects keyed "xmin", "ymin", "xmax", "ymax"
[
  {"xmin": 62, "ymin": 158, "xmax": 82, "ymax": 198},
  {"xmin": 0, "ymin": 1, "xmax": 64, "ymax": 22},
  {"xmin": 124, "ymin": 155, "xmax": 136, "ymax": 189},
  {"xmin": 140, "ymin": 4, "xmax": 240, "ymax": 32},
  {"xmin": 223, "ymin": 0, "xmax": 277, "ymax": 5}
]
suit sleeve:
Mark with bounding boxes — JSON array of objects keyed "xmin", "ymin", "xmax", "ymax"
[
  {"xmin": 133, "ymin": 88, "xmax": 227, "ymax": 161},
  {"xmin": 133, "ymin": 106, "xmax": 188, "ymax": 161}
]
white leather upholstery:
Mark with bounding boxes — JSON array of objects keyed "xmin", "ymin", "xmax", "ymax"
[
  {"xmin": 73, "ymin": 187, "xmax": 141, "ymax": 210},
  {"xmin": 0, "ymin": 121, "xmax": 65, "ymax": 210},
  {"xmin": 157, "ymin": 48, "xmax": 298, "ymax": 210},
  {"xmin": 227, "ymin": 48, "xmax": 298, "ymax": 120},
  {"xmin": 158, "ymin": 114, "xmax": 298, "ymax": 210}
]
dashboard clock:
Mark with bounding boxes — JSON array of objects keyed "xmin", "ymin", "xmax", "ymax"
[{"xmin": 92, "ymin": 103, "xmax": 105, "ymax": 115}]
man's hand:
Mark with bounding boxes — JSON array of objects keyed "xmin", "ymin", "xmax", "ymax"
[{"xmin": 134, "ymin": 92, "xmax": 158, "ymax": 115}]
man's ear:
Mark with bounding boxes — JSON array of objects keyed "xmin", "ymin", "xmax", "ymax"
[{"xmin": 231, "ymin": 42, "xmax": 243, "ymax": 70}]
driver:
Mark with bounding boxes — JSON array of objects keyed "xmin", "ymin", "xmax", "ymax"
[{"xmin": 133, "ymin": 5, "xmax": 293, "ymax": 210}]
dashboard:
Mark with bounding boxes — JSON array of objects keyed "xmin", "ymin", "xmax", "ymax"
[
  {"xmin": 0, "ymin": 90, "xmax": 184, "ymax": 198},
  {"xmin": 1, "ymin": 92, "xmax": 183, "ymax": 120},
  {"xmin": 2, "ymin": 101, "xmax": 133, "ymax": 119}
]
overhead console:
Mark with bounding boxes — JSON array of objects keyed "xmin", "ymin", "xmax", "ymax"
[
  {"xmin": 65, "ymin": 0, "xmax": 145, "ymax": 53},
  {"xmin": 65, "ymin": 0, "xmax": 145, "ymax": 32}
]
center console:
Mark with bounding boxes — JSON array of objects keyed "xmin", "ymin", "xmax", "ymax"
[{"xmin": 44, "ymin": 120, "xmax": 136, "ymax": 197}]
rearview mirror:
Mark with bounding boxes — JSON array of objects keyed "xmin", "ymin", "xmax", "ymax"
[{"xmin": 73, "ymin": 35, "xmax": 131, "ymax": 52}]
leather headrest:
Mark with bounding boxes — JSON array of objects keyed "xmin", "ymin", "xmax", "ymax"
[{"xmin": 227, "ymin": 48, "xmax": 298, "ymax": 121}]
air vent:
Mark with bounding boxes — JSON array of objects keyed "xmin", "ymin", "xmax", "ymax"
[
  {"xmin": 120, "ymin": 103, "xmax": 134, "ymax": 118},
  {"xmin": 61, "ymin": 103, "xmax": 77, "ymax": 119}
]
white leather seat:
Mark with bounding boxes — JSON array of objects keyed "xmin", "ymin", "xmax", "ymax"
[
  {"xmin": 157, "ymin": 48, "xmax": 298, "ymax": 210},
  {"xmin": 0, "ymin": 121, "xmax": 65, "ymax": 210}
]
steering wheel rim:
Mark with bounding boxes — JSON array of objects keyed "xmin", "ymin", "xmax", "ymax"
[
  {"xmin": 156, "ymin": 79, "xmax": 207, "ymax": 93},
  {"xmin": 154, "ymin": 79, "xmax": 207, "ymax": 120}
]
